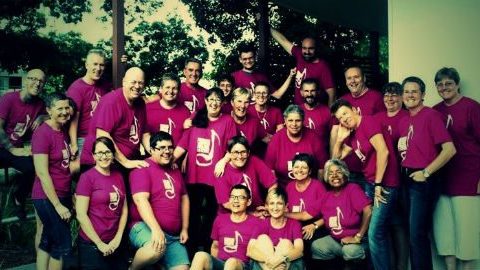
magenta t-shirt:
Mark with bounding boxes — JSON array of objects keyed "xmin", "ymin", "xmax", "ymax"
[
  {"xmin": 291, "ymin": 46, "xmax": 335, "ymax": 105},
  {"xmin": 129, "ymin": 159, "xmax": 187, "ymax": 235},
  {"xmin": 231, "ymin": 69, "xmax": 274, "ymax": 95},
  {"xmin": 31, "ymin": 123, "xmax": 71, "ymax": 199},
  {"xmin": 76, "ymin": 168, "xmax": 125, "ymax": 242},
  {"xmin": 398, "ymin": 107, "xmax": 452, "ymax": 169},
  {"xmin": 434, "ymin": 97, "xmax": 480, "ymax": 196},
  {"xmin": 300, "ymin": 103, "xmax": 332, "ymax": 143},
  {"xmin": 0, "ymin": 91, "xmax": 45, "ymax": 147},
  {"xmin": 286, "ymin": 179, "xmax": 326, "ymax": 218},
  {"xmin": 254, "ymin": 218, "xmax": 302, "ymax": 246},
  {"xmin": 145, "ymin": 100, "xmax": 190, "ymax": 145},
  {"xmin": 80, "ymin": 89, "xmax": 146, "ymax": 165},
  {"xmin": 215, "ymin": 156, "xmax": 276, "ymax": 213},
  {"xmin": 234, "ymin": 115, "xmax": 267, "ymax": 146},
  {"xmin": 344, "ymin": 116, "xmax": 400, "ymax": 187},
  {"xmin": 319, "ymin": 183, "xmax": 371, "ymax": 240},
  {"xmin": 211, "ymin": 214, "xmax": 260, "ymax": 263},
  {"xmin": 374, "ymin": 109, "xmax": 409, "ymax": 149},
  {"xmin": 178, "ymin": 82, "xmax": 206, "ymax": 114},
  {"xmin": 247, "ymin": 105, "xmax": 283, "ymax": 135},
  {"xmin": 221, "ymin": 102, "xmax": 233, "ymax": 115},
  {"xmin": 177, "ymin": 114, "xmax": 237, "ymax": 186},
  {"xmin": 66, "ymin": 78, "xmax": 111, "ymax": 137},
  {"xmin": 265, "ymin": 128, "xmax": 329, "ymax": 187}
]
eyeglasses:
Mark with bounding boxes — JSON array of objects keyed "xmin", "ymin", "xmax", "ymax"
[
  {"xmin": 153, "ymin": 145, "xmax": 174, "ymax": 152},
  {"xmin": 27, "ymin": 77, "xmax": 45, "ymax": 84},
  {"xmin": 436, "ymin": 81, "xmax": 456, "ymax": 89},
  {"xmin": 229, "ymin": 195, "xmax": 248, "ymax": 201},
  {"xmin": 231, "ymin": 150, "xmax": 248, "ymax": 156},
  {"xmin": 254, "ymin": 92, "xmax": 268, "ymax": 97},
  {"xmin": 94, "ymin": 151, "xmax": 113, "ymax": 158},
  {"xmin": 207, "ymin": 98, "xmax": 222, "ymax": 104},
  {"xmin": 384, "ymin": 93, "xmax": 399, "ymax": 98}
]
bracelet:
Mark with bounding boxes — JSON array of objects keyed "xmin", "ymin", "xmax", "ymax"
[
  {"xmin": 313, "ymin": 222, "xmax": 319, "ymax": 230},
  {"xmin": 374, "ymin": 182, "xmax": 382, "ymax": 187}
]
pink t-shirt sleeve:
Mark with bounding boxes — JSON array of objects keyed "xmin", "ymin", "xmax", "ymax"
[
  {"xmin": 211, "ymin": 215, "xmax": 221, "ymax": 241},
  {"xmin": 95, "ymin": 99, "xmax": 118, "ymax": 132},
  {"xmin": 215, "ymin": 175, "xmax": 231, "ymax": 205},
  {"xmin": 255, "ymin": 157, "xmax": 277, "ymax": 188},
  {"xmin": 176, "ymin": 128, "xmax": 191, "ymax": 150},
  {"xmin": 0, "ymin": 93, "xmax": 11, "ymax": 120},
  {"xmin": 75, "ymin": 173, "xmax": 93, "ymax": 196},
  {"xmin": 291, "ymin": 219, "xmax": 303, "ymax": 240},
  {"xmin": 32, "ymin": 128, "xmax": 50, "ymax": 154},
  {"xmin": 350, "ymin": 184, "xmax": 371, "ymax": 212},
  {"xmin": 430, "ymin": 112, "xmax": 452, "ymax": 145},
  {"xmin": 129, "ymin": 168, "xmax": 151, "ymax": 194}
]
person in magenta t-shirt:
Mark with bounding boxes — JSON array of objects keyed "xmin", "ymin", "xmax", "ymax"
[
  {"xmin": 270, "ymin": 28, "xmax": 335, "ymax": 106},
  {"xmin": 265, "ymin": 105, "xmax": 328, "ymax": 187},
  {"xmin": 143, "ymin": 73, "xmax": 190, "ymax": 151},
  {"xmin": 215, "ymin": 136, "xmax": 277, "ymax": 216},
  {"xmin": 217, "ymin": 74, "xmax": 234, "ymax": 115},
  {"xmin": 398, "ymin": 76, "xmax": 456, "ymax": 270},
  {"xmin": 174, "ymin": 87, "xmax": 238, "ymax": 256},
  {"xmin": 128, "ymin": 132, "xmax": 190, "ymax": 270},
  {"xmin": 75, "ymin": 136, "xmax": 128, "ymax": 269},
  {"xmin": 191, "ymin": 185, "xmax": 259, "ymax": 270},
  {"xmin": 431, "ymin": 67, "xmax": 480, "ymax": 270},
  {"xmin": 247, "ymin": 82, "xmax": 284, "ymax": 136},
  {"xmin": 177, "ymin": 58, "xmax": 207, "ymax": 114},
  {"xmin": 229, "ymin": 87, "xmax": 269, "ymax": 147},
  {"xmin": 0, "ymin": 68, "xmax": 47, "ymax": 219},
  {"xmin": 248, "ymin": 187, "xmax": 304, "ymax": 270},
  {"xmin": 32, "ymin": 93, "xmax": 76, "ymax": 270},
  {"xmin": 299, "ymin": 78, "xmax": 332, "ymax": 152},
  {"xmin": 311, "ymin": 159, "xmax": 372, "ymax": 266},
  {"xmin": 80, "ymin": 67, "xmax": 148, "ymax": 171},
  {"xmin": 331, "ymin": 98, "xmax": 399, "ymax": 270},
  {"xmin": 67, "ymin": 49, "xmax": 112, "ymax": 158}
]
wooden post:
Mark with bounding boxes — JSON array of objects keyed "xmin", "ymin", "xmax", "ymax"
[
  {"xmin": 257, "ymin": 0, "xmax": 269, "ymax": 72},
  {"xmin": 112, "ymin": 0, "xmax": 125, "ymax": 88}
]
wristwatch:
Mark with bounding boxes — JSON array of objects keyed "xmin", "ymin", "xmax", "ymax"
[
  {"xmin": 422, "ymin": 168, "xmax": 431, "ymax": 178},
  {"xmin": 313, "ymin": 222, "xmax": 319, "ymax": 230}
]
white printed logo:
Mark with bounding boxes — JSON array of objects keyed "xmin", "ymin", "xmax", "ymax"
[
  {"xmin": 307, "ymin": 117, "xmax": 316, "ymax": 130},
  {"xmin": 295, "ymin": 68, "xmax": 307, "ymax": 88},
  {"xmin": 196, "ymin": 129, "xmax": 220, "ymax": 167},
  {"xmin": 109, "ymin": 185, "xmax": 121, "ymax": 211},
  {"xmin": 90, "ymin": 92, "xmax": 101, "ymax": 116},
  {"xmin": 224, "ymin": 231, "xmax": 243, "ymax": 253},
  {"xmin": 398, "ymin": 124, "xmax": 414, "ymax": 161},
  {"xmin": 129, "ymin": 116, "xmax": 140, "ymax": 144},
  {"xmin": 354, "ymin": 139, "xmax": 366, "ymax": 163},
  {"xmin": 160, "ymin": 118, "xmax": 176, "ymax": 135},
  {"xmin": 260, "ymin": 117, "xmax": 269, "ymax": 130},
  {"xmin": 287, "ymin": 152, "xmax": 300, "ymax": 179},
  {"xmin": 61, "ymin": 141, "xmax": 71, "ymax": 168},
  {"xmin": 185, "ymin": 95, "xmax": 199, "ymax": 114},
  {"xmin": 356, "ymin": 106, "xmax": 362, "ymax": 116},
  {"xmin": 11, "ymin": 114, "xmax": 31, "ymax": 142},
  {"xmin": 163, "ymin": 173, "xmax": 176, "ymax": 199},
  {"xmin": 446, "ymin": 114, "xmax": 453, "ymax": 129},
  {"xmin": 241, "ymin": 174, "xmax": 252, "ymax": 196},
  {"xmin": 292, "ymin": 198, "xmax": 305, "ymax": 213},
  {"xmin": 330, "ymin": 206, "xmax": 345, "ymax": 236},
  {"xmin": 387, "ymin": 125, "xmax": 392, "ymax": 135}
]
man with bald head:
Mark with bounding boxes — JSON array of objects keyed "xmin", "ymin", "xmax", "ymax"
[
  {"xmin": 270, "ymin": 28, "xmax": 336, "ymax": 106},
  {"xmin": 67, "ymin": 49, "xmax": 112, "ymax": 158},
  {"xmin": 0, "ymin": 68, "xmax": 47, "ymax": 219},
  {"xmin": 80, "ymin": 67, "xmax": 148, "ymax": 170}
]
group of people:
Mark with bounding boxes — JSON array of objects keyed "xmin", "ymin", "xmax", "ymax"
[{"xmin": 0, "ymin": 26, "xmax": 478, "ymax": 270}]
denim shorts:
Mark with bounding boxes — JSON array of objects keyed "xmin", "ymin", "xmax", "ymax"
[
  {"xmin": 33, "ymin": 197, "xmax": 72, "ymax": 260},
  {"xmin": 129, "ymin": 221, "xmax": 190, "ymax": 268}
]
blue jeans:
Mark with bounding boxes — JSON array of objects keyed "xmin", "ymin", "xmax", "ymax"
[
  {"xmin": 365, "ymin": 183, "xmax": 398, "ymax": 270},
  {"xmin": 402, "ymin": 168, "xmax": 440, "ymax": 270}
]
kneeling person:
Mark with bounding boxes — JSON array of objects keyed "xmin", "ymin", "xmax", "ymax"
[
  {"xmin": 248, "ymin": 187, "xmax": 304, "ymax": 270},
  {"xmin": 191, "ymin": 185, "xmax": 259, "ymax": 270},
  {"xmin": 129, "ymin": 132, "xmax": 190, "ymax": 270}
]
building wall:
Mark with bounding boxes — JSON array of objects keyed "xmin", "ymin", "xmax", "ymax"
[
  {"xmin": 388, "ymin": 0, "xmax": 480, "ymax": 105},
  {"xmin": 388, "ymin": 1, "xmax": 480, "ymax": 269}
]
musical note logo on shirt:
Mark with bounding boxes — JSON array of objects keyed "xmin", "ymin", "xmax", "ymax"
[
  {"xmin": 185, "ymin": 95, "xmax": 199, "ymax": 114},
  {"xmin": 160, "ymin": 118, "xmax": 176, "ymax": 135},
  {"xmin": 307, "ymin": 117, "xmax": 316, "ymax": 130},
  {"xmin": 163, "ymin": 172, "xmax": 176, "ymax": 199},
  {"xmin": 196, "ymin": 129, "xmax": 220, "ymax": 167},
  {"xmin": 129, "ymin": 116, "xmax": 140, "ymax": 144},
  {"xmin": 446, "ymin": 114, "xmax": 453, "ymax": 129},
  {"xmin": 260, "ymin": 117, "xmax": 269, "ymax": 130},
  {"xmin": 224, "ymin": 230, "xmax": 244, "ymax": 253},
  {"xmin": 241, "ymin": 174, "xmax": 253, "ymax": 196},
  {"xmin": 61, "ymin": 141, "xmax": 71, "ymax": 168},
  {"xmin": 11, "ymin": 114, "xmax": 31, "ymax": 142},
  {"xmin": 330, "ymin": 206, "xmax": 345, "ymax": 236},
  {"xmin": 295, "ymin": 68, "xmax": 307, "ymax": 89},
  {"xmin": 354, "ymin": 139, "xmax": 366, "ymax": 163},
  {"xmin": 398, "ymin": 124, "xmax": 414, "ymax": 161},
  {"xmin": 90, "ymin": 92, "xmax": 101, "ymax": 116},
  {"xmin": 292, "ymin": 198, "xmax": 306, "ymax": 213},
  {"xmin": 109, "ymin": 185, "xmax": 122, "ymax": 211}
]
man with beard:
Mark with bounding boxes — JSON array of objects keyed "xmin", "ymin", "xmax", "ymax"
[
  {"xmin": 0, "ymin": 68, "xmax": 47, "ymax": 219},
  {"xmin": 299, "ymin": 78, "xmax": 332, "ymax": 147},
  {"xmin": 67, "ymin": 49, "xmax": 112, "ymax": 158},
  {"xmin": 178, "ymin": 58, "xmax": 207, "ymax": 114},
  {"xmin": 270, "ymin": 28, "xmax": 335, "ymax": 106}
]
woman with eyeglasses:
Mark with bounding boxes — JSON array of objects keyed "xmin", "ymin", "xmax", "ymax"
[
  {"xmin": 311, "ymin": 159, "xmax": 372, "ymax": 270},
  {"xmin": 31, "ymin": 93, "xmax": 75, "ymax": 270},
  {"xmin": 75, "ymin": 136, "xmax": 128, "ymax": 269},
  {"xmin": 265, "ymin": 105, "xmax": 328, "ymax": 187},
  {"xmin": 215, "ymin": 136, "xmax": 277, "ymax": 216},
  {"xmin": 174, "ymin": 87, "xmax": 238, "ymax": 256}
]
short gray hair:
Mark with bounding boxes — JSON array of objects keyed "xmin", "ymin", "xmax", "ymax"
[
  {"xmin": 323, "ymin": 159, "xmax": 350, "ymax": 183},
  {"xmin": 283, "ymin": 104, "xmax": 304, "ymax": 120}
]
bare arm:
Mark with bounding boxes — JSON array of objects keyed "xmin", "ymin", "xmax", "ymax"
[
  {"xmin": 210, "ymin": 240, "xmax": 219, "ymax": 258},
  {"xmin": 409, "ymin": 142, "xmax": 456, "ymax": 182},
  {"xmin": 132, "ymin": 192, "xmax": 165, "ymax": 252},
  {"xmin": 0, "ymin": 118, "xmax": 30, "ymax": 156},
  {"xmin": 108, "ymin": 198, "xmax": 128, "ymax": 251},
  {"xmin": 68, "ymin": 112, "xmax": 80, "ymax": 157},
  {"xmin": 370, "ymin": 133, "xmax": 389, "ymax": 184},
  {"xmin": 142, "ymin": 132, "xmax": 151, "ymax": 154},
  {"xmin": 75, "ymin": 195, "xmax": 110, "ymax": 254},
  {"xmin": 284, "ymin": 238, "xmax": 304, "ymax": 261},
  {"xmin": 33, "ymin": 154, "xmax": 71, "ymax": 220},
  {"xmin": 332, "ymin": 125, "xmax": 352, "ymax": 159},
  {"xmin": 179, "ymin": 194, "xmax": 190, "ymax": 244},
  {"xmin": 325, "ymin": 88, "xmax": 336, "ymax": 107},
  {"xmin": 173, "ymin": 146, "xmax": 187, "ymax": 163},
  {"xmin": 271, "ymin": 68, "xmax": 296, "ymax": 99},
  {"xmin": 270, "ymin": 28, "xmax": 294, "ymax": 55}
]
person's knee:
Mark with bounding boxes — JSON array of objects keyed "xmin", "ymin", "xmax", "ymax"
[
  {"xmin": 224, "ymin": 258, "xmax": 243, "ymax": 270},
  {"xmin": 342, "ymin": 244, "xmax": 365, "ymax": 261},
  {"xmin": 311, "ymin": 240, "xmax": 335, "ymax": 260},
  {"xmin": 276, "ymin": 239, "xmax": 294, "ymax": 254},
  {"xmin": 191, "ymin": 251, "xmax": 211, "ymax": 268},
  {"xmin": 139, "ymin": 242, "xmax": 164, "ymax": 262}
]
